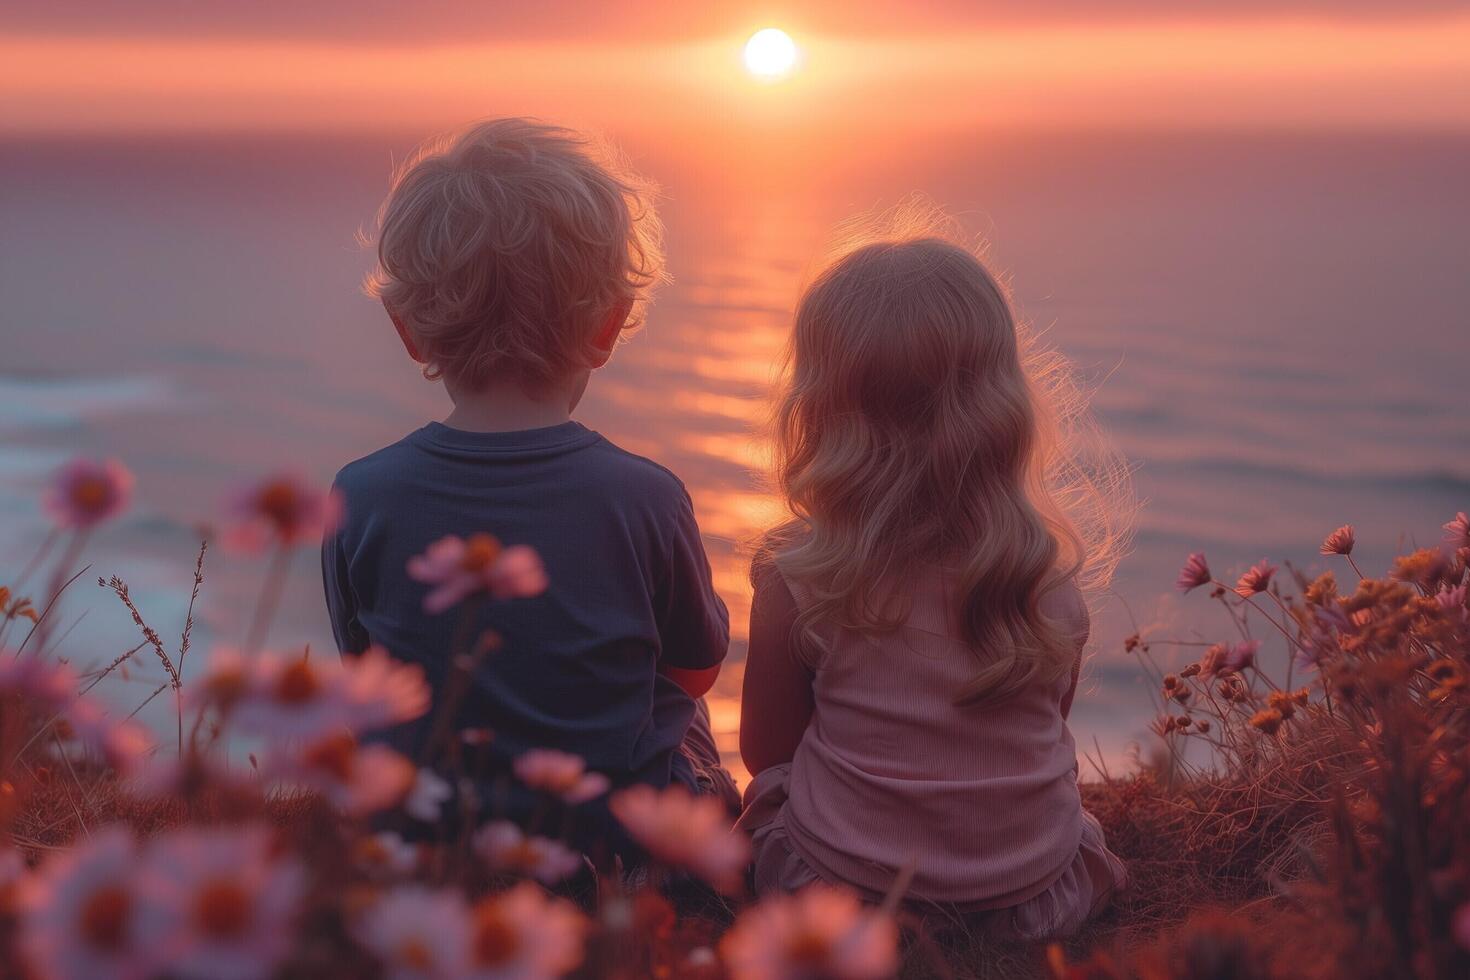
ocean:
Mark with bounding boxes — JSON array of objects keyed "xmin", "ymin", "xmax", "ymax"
[{"xmin": 3, "ymin": 128, "xmax": 1467, "ymax": 779}]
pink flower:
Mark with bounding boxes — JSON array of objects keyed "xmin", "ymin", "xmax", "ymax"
[
  {"xmin": 1292, "ymin": 633, "xmax": 1327, "ymax": 673},
  {"xmin": 406, "ymin": 534, "xmax": 548, "ymax": 614},
  {"xmin": 609, "ymin": 784, "xmax": 750, "ymax": 893},
  {"xmin": 17, "ymin": 826, "xmax": 151, "ymax": 980},
  {"xmin": 1199, "ymin": 640, "xmax": 1259, "ymax": 678},
  {"xmin": 1234, "ymin": 560, "xmax": 1277, "ymax": 598},
  {"xmin": 513, "ymin": 749, "xmax": 610, "ymax": 804},
  {"xmin": 463, "ymin": 882, "xmax": 585, "ymax": 980},
  {"xmin": 187, "ymin": 647, "xmax": 252, "ymax": 711},
  {"xmin": 1175, "ymin": 553, "xmax": 1211, "ymax": 593},
  {"xmin": 354, "ymin": 832, "xmax": 422, "ymax": 877},
  {"xmin": 355, "ymin": 885, "xmax": 471, "ymax": 980},
  {"xmin": 134, "ymin": 825, "xmax": 304, "ymax": 980},
  {"xmin": 215, "ymin": 650, "xmax": 354, "ymax": 740},
  {"xmin": 267, "ymin": 734, "xmax": 415, "ymax": 817},
  {"xmin": 66, "ymin": 701, "xmax": 153, "ymax": 777},
  {"xmin": 0, "ymin": 653, "xmax": 79, "ymax": 712},
  {"xmin": 1444, "ymin": 512, "xmax": 1470, "ymax": 551},
  {"xmin": 1224, "ymin": 640, "xmax": 1260, "ymax": 673},
  {"xmin": 1320, "ymin": 525, "xmax": 1355, "ymax": 557},
  {"xmin": 474, "ymin": 822, "xmax": 586, "ymax": 885},
  {"xmin": 721, "ymin": 884, "xmax": 900, "ymax": 980},
  {"xmin": 1437, "ymin": 585, "xmax": 1468, "ymax": 622},
  {"xmin": 44, "ymin": 458, "xmax": 133, "ymax": 530},
  {"xmin": 1, "ymin": 654, "xmax": 153, "ymax": 775},
  {"xmin": 338, "ymin": 646, "xmax": 432, "ymax": 732},
  {"xmin": 1197, "ymin": 643, "xmax": 1228, "ymax": 679},
  {"xmin": 196, "ymin": 646, "xmax": 427, "ymax": 741},
  {"xmin": 225, "ymin": 473, "xmax": 341, "ymax": 552}
]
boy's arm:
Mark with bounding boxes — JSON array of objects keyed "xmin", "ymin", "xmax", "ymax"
[
  {"xmin": 739, "ymin": 556, "xmax": 814, "ymax": 775},
  {"xmin": 321, "ymin": 522, "xmax": 370, "ymax": 657},
  {"xmin": 654, "ymin": 489, "xmax": 729, "ymax": 698}
]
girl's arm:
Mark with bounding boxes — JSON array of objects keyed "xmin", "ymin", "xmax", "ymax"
[
  {"xmin": 1060, "ymin": 652, "xmax": 1082, "ymax": 720},
  {"xmin": 1052, "ymin": 586, "xmax": 1091, "ymax": 721},
  {"xmin": 660, "ymin": 663, "xmax": 721, "ymax": 699},
  {"xmin": 739, "ymin": 558, "xmax": 815, "ymax": 776}
]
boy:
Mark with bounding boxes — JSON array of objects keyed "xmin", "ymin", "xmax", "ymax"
[{"xmin": 322, "ymin": 119, "xmax": 737, "ymax": 821}]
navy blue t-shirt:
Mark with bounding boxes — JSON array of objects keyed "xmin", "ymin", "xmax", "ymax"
[{"xmin": 322, "ymin": 421, "xmax": 728, "ymax": 791}]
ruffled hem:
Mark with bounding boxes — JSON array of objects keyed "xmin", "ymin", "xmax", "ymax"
[{"xmin": 736, "ymin": 763, "xmax": 1126, "ymax": 941}]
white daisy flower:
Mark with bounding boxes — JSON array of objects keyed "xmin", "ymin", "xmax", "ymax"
[
  {"xmin": 473, "ymin": 822, "xmax": 586, "ymax": 885},
  {"xmin": 134, "ymin": 825, "xmax": 304, "ymax": 980},
  {"xmin": 721, "ymin": 884, "xmax": 899, "ymax": 980},
  {"xmin": 267, "ymin": 733, "xmax": 415, "ymax": 816},
  {"xmin": 355, "ymin": 885, "xmax": 471, "ymax": 980},
  {"xmin": 512, "ymin": 749, "xmax": 609, "ymax": 804},
  {"xmin": 609, "ymin": 784, "xmax": 749, "ymax": 893},
  {"xmin": 354, "ymin": 832, "xmax": 423, "ymax": 876},
  {"xmin": 17, "ymin": 826, "xmax": 152, "ymax": 980},
  {"xmin": 463, "ymin": 882, "xmax": 585, "ymax": 980}
]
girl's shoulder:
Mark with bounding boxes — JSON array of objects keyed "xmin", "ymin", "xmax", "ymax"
[
  {"xmin": 1039, "ymin": 575, "xmax": 1091, "ymax": 647},
  {"xmin": 748, "ymin": 524, "xmax": 808, "ymax": 585}
]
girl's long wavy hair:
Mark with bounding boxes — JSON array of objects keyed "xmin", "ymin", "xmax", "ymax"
[{"xmin": 769, "ymin": 206, "xmax": 1132, "ymax": 707}]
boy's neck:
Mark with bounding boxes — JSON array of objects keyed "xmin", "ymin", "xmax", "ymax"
[{"xmin": 442, "ymin": 374, "xmax": 585, "ymax": 433}]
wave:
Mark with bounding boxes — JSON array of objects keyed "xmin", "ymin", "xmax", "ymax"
[
  {"xmin": 0, "ymin": 373, "xmax": 178, "ymax": 435},
  {"xmin": 1139, "ymin": 455, "xmax": 1470, "ymax": 497}
]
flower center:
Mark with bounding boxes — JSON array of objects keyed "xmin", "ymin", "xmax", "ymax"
[
  {"xmin": 208, "ymin": 666, "xmax": 249, "ymax": 707},
  {"xmin": 79, "ymin": 885, "xmax": 131, "ymax": 950},
  {"xmin": 460, "ymin": 534, "xmax": 502, "ymax": 572},
  {"xmin": 503, "ymin": 840, "xmax": 541, "ymax": 871},
  {"xmin": 355, "ymin": 837, "xmax": 387, "ymax": 864},
  {"xmin": 304, "ymin": 734, "xmax": 357, "ymax": 780},
  {"xmin": 548, "ymin": 770, "xmax": 581, "ymax": 794},
  {"xmin": 473, "ymin": 904, "xmax": 522, "ymax": 966},
  {"xmin": 399, "ymin": 937, "xmax": 434, "ymax": 970},
  {"xmin": 275, "ymin": 660, "xmax": 320, "ymax": 704},
  {"xmin": 785, "ymin": 929, "xmax": 832, "ymax": 967},
  {"xmin": 193, "ymin": 879, "xmax": 253, "ymax": 938},
  {"xmin": 71, "ymin": 477, "xmax": 111, "ymax": 513},
  {"xmin": 256, "ymin": 481, "xmax": 301, "ymax": 530}
]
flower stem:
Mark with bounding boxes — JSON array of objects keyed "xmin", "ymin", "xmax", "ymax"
[{"xmin": 244, "ymin": 544, "xmax": 293, "ymax": 655}]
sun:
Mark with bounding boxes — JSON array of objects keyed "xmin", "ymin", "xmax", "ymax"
[{"xmin": 743, "ymin": 28, "xmax": 800, "ymax": 81}]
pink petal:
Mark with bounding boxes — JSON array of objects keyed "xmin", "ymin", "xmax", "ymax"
[{"xmin": 422, "ymin": 576, "xmax": 479, "ymax": 615}]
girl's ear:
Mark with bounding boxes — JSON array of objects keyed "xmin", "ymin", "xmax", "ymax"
[
  {"xmin": 386, "ymin": 302, "xmax": 424, "ymax": 363},
  {"xmin": 587, "ymin": 300, "xmax": 633, "ymax": 368}
]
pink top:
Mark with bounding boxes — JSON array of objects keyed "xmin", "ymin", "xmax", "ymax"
[{"xmin": 750, "ymin": 562, "xmax": 1090, "ymax": 907}]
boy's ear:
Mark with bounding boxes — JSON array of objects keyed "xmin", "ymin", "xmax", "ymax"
[
  {"xmin": 587, "ymin": 300, "xmax": 633, "ymax": 369},
  {"xmin": 386, "ymin": 302, "xmax": 424, "ymax": 363}
]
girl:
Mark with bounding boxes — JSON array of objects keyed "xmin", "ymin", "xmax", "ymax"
[{"xmin": 737, "ymin": 214, "xmax": 1130, "ymax": 940}]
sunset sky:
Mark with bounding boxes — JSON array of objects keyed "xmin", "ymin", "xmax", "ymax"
[{"xmin": 4, "ymin": 1, "xmax": 1470, "ymax": 137}]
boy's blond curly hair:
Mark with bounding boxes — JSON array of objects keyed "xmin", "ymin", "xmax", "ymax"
[{"xmin": 366, "ymin": 118, "xmax": 666, "ymax": 389}]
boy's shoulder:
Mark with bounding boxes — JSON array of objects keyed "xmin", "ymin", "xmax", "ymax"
[
  {"xmin": 331, "ymin": 431, "xmax": 423, "ymax": 495},
  {"xmin": 331, "ymin": 424, "xmax": 691, "ymax": 509},
  {"xmin": 582, "ymin": 435, "xmax": 691, "ymax": 503}
]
